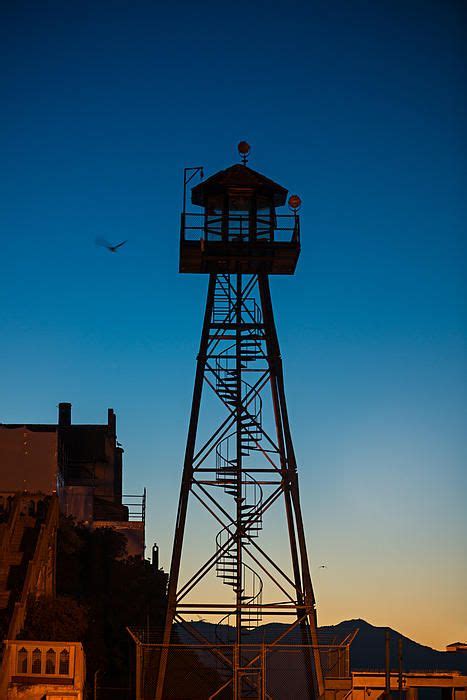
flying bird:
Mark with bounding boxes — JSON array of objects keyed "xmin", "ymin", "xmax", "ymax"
[
  {"xmin": 96, "ymin": 237, "xmax": 128, "ymax": 253},
  {"xmin": 318, "ymin": 565, "xmax": 327, "ymax": 569}
]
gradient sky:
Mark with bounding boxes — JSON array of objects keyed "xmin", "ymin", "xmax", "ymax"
[{"xmin": 1, "ymin": 1, "xmax": 466, "ymax": 650}]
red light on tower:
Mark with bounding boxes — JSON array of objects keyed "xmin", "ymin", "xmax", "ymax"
[{"xmin": 288, "ymin": 194, "xmax": 302, "ymax": 211}]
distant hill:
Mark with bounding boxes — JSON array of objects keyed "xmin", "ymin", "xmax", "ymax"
[
  {"xmin": 321, "ymin": 619, "xmax": 467, "ymax": 674},
  {"xmin": 176, "ymin": 618, "xmax": 467, "ymax": 675}
]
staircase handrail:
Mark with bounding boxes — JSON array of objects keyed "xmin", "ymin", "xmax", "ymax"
[{"xmin": 7, "ymin": 494, "xmax": 59, "ymax": 640}]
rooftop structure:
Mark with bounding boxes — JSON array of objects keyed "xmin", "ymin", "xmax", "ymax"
[
  {"xmin": 0, "ymin": 403, "xmax": 145, "ymax": 557},
  {"xmin": 180, "ymin": 146, "xmax": 301, "ymax": 275}
]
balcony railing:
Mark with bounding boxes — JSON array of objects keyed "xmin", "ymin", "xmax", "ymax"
[
  {"xmin": 181, "ymin": 212, "xmax": 300, "ymax": 244},
  {"xmin": 123, "ymin": 488, "xmax": 146, "ymax": 523}
]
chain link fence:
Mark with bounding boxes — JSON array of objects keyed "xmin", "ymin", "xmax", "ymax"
[{"xmin": 128, "ymin": 634, "xmax": 351, "ymax": 700}]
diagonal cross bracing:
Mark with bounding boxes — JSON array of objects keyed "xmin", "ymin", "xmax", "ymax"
[{"xmin": 156, "ymin": 273, "xmax": 323, "ymax": 700}]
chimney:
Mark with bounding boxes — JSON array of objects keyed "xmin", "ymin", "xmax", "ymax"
[
  {"xmin": 58, "ymin": 402, "xmax": 72, "ymax": 426},
  {"xmin": 152, "ymin": 543, "xmax": 159, "ymax": 570},
  {"xmin": 108, "ymin": 408, "xmax": 116, "ymax": 435}
]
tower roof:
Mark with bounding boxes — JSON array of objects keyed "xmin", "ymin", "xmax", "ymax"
[{"xmin": 191, "ymin": 163, "xmax": 288, "ymax": 207}]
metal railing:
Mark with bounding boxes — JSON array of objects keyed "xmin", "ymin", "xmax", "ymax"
[
  {"xmin": 7, "ymin": 495, "xmax": 59, "ymax": 640},
  {"xmin": 123, "ymin": 488, "xmax": 146, "ymax": 524},
  {"xmin": 181, "ymin": 212, "xmax": 300, "ymax": 244}
]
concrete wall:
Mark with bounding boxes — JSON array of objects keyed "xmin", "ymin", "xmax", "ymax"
[{"xmin": 0, "ymin": 428, "xmax": 57, "ymax": 493}]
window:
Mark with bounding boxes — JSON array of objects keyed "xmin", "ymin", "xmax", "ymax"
[
  {"xmin": 31, "ymin": 647, "xmax": 42, "ymax": 674},
  {"xmin": 17, "ymin": 647, "xmax": 28, "ymax": 674},
  {"xmin": 205, "ymin": 198, "xmax": 224, "ymax": 240},
  {"xmin": 59, "ymin": 648, "xmax": 70, "ymax": 675},
  {"xmin": 228, "ymin": 192, "xmax": 251, "ymax": 241},
  {"xmin": 46, "ymin": 648, "xmax": 56, "ymax": 674}
]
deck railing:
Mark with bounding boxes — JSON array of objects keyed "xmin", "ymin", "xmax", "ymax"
[{"xmin": 181, "ymin": 212, "xmax": 300, "ymax": 244}]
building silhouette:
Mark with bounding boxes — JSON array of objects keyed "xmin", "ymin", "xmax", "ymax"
[
  {"xmin": 0, "ymin": 402, "xmax": 150, "ymax": 698},
  {"xmin": 0, "ymin": 402, "xmax": 145, "ymax": 557}
]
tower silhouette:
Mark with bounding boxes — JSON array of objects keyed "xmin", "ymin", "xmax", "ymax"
[{"xmin": 156, "ymin": 144, "xmax": 323, "ymax": 700}]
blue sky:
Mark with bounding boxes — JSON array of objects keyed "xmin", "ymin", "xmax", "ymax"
[{"xmin": 1, "ymin": 0, "xmax": 466, "ymax": 648}]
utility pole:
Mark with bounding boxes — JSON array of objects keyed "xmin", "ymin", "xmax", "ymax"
[
  {"xmin": 398, "ymin": 636, "xmax": 403, "ymax": 700},
  {"xmin": 385, "ymin": 630, "xmax": 391, "ymax": 700}
]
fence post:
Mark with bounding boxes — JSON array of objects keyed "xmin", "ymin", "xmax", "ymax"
[
  {"xmin": 94, "ymin": 668, "xmax": 100, "ymax": 700},
  {"xmin": 233, "ymin": 644, "xmax": 238, "ymax": 700},
  {"xmin": 261, "ymin": 643, "xmax": 266, "ymax": 700}
]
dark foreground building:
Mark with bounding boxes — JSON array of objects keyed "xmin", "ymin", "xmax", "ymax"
[
  {"xmin": 0, "ymin": 402, "xmax": 145, "ymax": 557},
  {"xmin": 0, "ymin": 403, "xmax": 155, "ymax": 699}
]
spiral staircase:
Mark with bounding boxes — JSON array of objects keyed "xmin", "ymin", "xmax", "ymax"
[{"xmin": 212, "ymin": 277, "xmax": 265, "ymax": 640}]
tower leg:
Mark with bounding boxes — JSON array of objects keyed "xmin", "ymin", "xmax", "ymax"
[
  {"xmin": 258, "ymin": 274, "xmax": 324, "ymax": 699},
  {"xmin": 155, "ymin": 274, "xmax": 217, "ymax": 700},
  {"xmin": 235, "ymin": 273, "xmax": 244, "ymax": 648}
]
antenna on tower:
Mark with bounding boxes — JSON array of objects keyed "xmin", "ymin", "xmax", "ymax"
[{"xmin": 182, "ymin": 166, "xmax": 204, "ymax": 213}]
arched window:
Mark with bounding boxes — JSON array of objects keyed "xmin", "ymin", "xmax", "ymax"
[
  {"xmin": 28, "ymin": 500, "xmax": 35, "ymax": 516},
  {"xmin": 17, "ymin": 647, "xmax": 28, "ymax": 674},
  {"xmin": 59, "ymin": 649, "xmax": 70, "ymax": 675},
  {"xmin": 32, "ymin": 648, "xmax": 42, "ymax": 674},
  {"xmin": 45, "ymin": 648, "xmax": 56, "ymax": 674}
]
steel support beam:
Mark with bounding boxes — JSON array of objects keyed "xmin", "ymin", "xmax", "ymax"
[{"xmin": 155, "ymin": 273, "xmax": 323, "ymax": 700}]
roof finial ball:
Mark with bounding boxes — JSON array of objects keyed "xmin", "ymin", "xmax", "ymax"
[
  {"xmin": 237, "ymin": 140, "xmax": 251, "ymax": 165},
  {"xmin": 288, "ymin": 194, "xmax": 302, "ymax": 212}
]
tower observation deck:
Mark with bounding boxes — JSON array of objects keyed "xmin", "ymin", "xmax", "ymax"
[
  {"xmin": 180, "ymin": 155, "xmax": 300, "ymax": 275},
  {"xmin": 156, "ymin": 144, "xmax": 323, "ymax": 700}
]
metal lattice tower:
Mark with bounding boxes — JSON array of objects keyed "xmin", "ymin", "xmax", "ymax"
[{"xmin": 155, "ymin": 144, "xmax": 324, "ymax": 700}]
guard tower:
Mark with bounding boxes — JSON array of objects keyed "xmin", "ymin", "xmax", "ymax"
[
  {"xmin": 156, "ymin": 144, "xmax": 323, "ymax": 700},
  {"xmin": 180, "ymin": 146, "xmax": 300, "ymax": 275}
]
